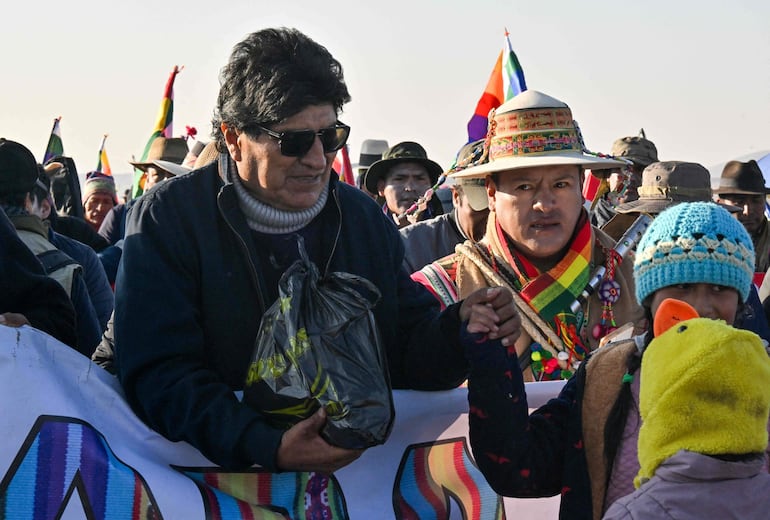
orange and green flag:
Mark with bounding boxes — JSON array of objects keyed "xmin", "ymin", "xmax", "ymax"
[{"xmin": 132, "ymin": 65, "xmax": 182, "ymax": 197}]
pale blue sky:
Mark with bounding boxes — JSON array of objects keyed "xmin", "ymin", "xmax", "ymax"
[{"xmin": 3, "ymin": 0, "xmax": 769, "ymax": 192}]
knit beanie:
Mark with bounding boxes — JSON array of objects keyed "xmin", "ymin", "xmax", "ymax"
[
  {"xmin": 635, "ymin": 316, "xmax": 770, "ymax": 487},
  {"xmin": 634, "ymin": 201, "xmax": 755, "ymax": 304},
  {"xmin": 82, "ymin": 171, "xmax": 118, "ymax": 205}
]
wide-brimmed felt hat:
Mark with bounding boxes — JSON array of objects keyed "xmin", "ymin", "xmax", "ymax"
[
  {"xmin": 449, "ymin": 90, "xmax": 624, "ymax": 180},
  {"xmin": 610, "ymin": 132, "xmax": 658, "ymax": 168},
  {"xmin": 0, "ymin": 138, "xmax": 38, "ymax": 196},
  {"xmin": 357, "ymin": 139, "xmax": 389, "ymax": 171},
  {"xmin": 152, "ymin": 141, "xmax": 221, "ymax": 177},
  {"xmin": 714, "ymin": 159, "xmax": 770, "ymax": 196},
  {"xmin": 615, "ymin": 161, "xmax": 740, "ymax": 215},
  {"xmin": 364, "ymin": 141, "xmax": 443, "ymax": 194},
  {"xmin": 129, "ymin": 137, "xmax": 189, "ymax": 171}
]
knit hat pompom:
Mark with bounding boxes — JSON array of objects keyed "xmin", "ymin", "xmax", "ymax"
[
  {"xmin": 634, "ymin": 202, "xmax": 755, "ymax": 304},
  {"xmin": 82, "ymin": 171, "xmax": 118, "ymax": 205}
]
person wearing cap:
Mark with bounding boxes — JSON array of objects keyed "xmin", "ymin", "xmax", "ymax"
[
  {"xmin": 400, "ymin": 140, "xmax": 490, "ymax": 273},
  {"xmin": 114, "ymin": 28, "xmax": 519, "ymax": 475},
  {"xmin": 604, "ymin": 312, "xmax": 770, "ymax": 519},
  {"xmin": 714, "ymin": 159, "xmax": 770, "ymax": 273},
  {"xmin": 364, "ymin": 141, "xmax": 445, "ymax": 228},
  {"xmin": 590, "ymin": 131, "xmax": 659, "ymax": 229},
  {"xmin": 82, "ymin": 171, "xmax": 118, "ymax": 232},
  {"xmin": 42, "ymin": 159, "xmax": 111, "ymax": 253},
  {"xmin": 355, "ymin": 138, "xmax": 388, "ymax": 198},
  {"xmin": 464, "ymin": 201, "xmax": 767, "ymax": 519},
  {"xmin": 129, "ymin": 136, "xmax": 190, "ymax": 195},
  {"xmin": 415, "ymin": 90, "xmax": 645, "ymax": 382},
  {"xmin": 0, "ymin": 138, "xmax": 102, "ymax": 356},
  {"xmin": 28, "ymin": 166, "xmax": 114, "ymax": 334},
  {"xmin": 0, "ymin": 206, "xmax": 77, "ymax": 348},
  {"xmin": 611, "ymin": 161, "xmax": 770, "ymax": 343}
]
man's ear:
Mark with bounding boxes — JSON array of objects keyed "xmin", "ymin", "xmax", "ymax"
[
  {"xmin": 221, "ymin": 123, "xmax": 241, "ymax": 161},
  {"xmin": 40, "ymin": 198, "xmax": 52, "ymax": 220},
  {"xmin": 451, "ymin": 186, "xmax": 461, "ymax": 208},
  {"xmin": 486, "ymin": 176, "xmax": 497, "ymax": 209},
  {"xmin": 377, "ymin": 179, "xmax": 386, "ymax": 197}
]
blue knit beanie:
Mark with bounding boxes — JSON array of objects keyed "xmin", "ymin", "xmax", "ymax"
[{"xmin": 634, "ymin": 202, "xmax": 755, "ymax": 304}]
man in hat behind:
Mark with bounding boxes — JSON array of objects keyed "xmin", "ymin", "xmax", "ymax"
[
  {"xmin": 400, "ymin": 139, "xmax": 490, "ymax": 273},
  {"xmin": 0, "ymin": 138, "xmax": 101, "ymax": 356},
  {"xmin": 364, "ymin": 141, "xmax": 444, "ymax": 228},
  {"xmin": 714, "ymin": 159, "xmax": 770, "ymax": 273},
  {"xmin": 99, "ymin": 136, "xmax": 189, "ymax": 246},
  {"xmin": 355, "ymin": 139, "xmax": 388, "ymax": 198},
  {"xmin": 591, "ymin": 130, "xmax": 659, "ymax": 229},
  {"xmin": 613, "ymin": 161, "xmax": 770, "ymax": 342},
  {"xmin": 82, "ymin": 171, "xmax": 118, "ymax": 232},
  {"xmin": 129, "ymin": 136, "xmax": 190, "ymax": 195},
  {"xmin": 414, "ymin": 90, "xmax": 645, "ymax": 381}
]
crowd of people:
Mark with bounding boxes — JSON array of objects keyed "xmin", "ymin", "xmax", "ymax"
[{"xmin": 2, "ymin": 26, "xmax": 770, "ymax": 519}]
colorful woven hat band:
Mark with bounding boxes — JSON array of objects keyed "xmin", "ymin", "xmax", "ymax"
[{"xmin": 488, "ymin": 107, "xmax": 581, "ymax": 160}]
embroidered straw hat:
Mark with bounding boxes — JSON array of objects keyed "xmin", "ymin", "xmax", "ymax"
[{"xmin": 449, "ymin": 90, "xmax": 624, "ymax": 180}]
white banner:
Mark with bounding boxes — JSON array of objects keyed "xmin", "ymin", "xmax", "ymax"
[{"xmin": 0, "ymin": 325, "xmax": 564, "ymax": 519}]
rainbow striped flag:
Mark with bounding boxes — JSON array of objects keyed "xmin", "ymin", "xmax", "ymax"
[
  {"xmin": 42, "ymin": 116, "xmax": 64, "ymax": 163},
  {"xmin": 466, "ymin": 31, "xmax": 527, "ymax": 142},
  {"xmin": 132, "ymin": 65, "xmax": 182, "ymax": 197},
  {"xmin": 96, "ymin": 134, "xmax": 112, "ymax": 175}
]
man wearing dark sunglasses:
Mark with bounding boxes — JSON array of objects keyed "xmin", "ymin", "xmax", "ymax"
[{"xmin": 115, "ymin": 27, "xmax": 520, "ymax": 477}]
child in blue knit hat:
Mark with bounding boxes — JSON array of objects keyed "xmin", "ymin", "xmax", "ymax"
[{"xmin": 463, "ymin": 202, "xmax": 767, "ymax": 519}]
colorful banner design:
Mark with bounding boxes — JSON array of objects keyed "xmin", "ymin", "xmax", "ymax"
[{"xmin": 0, "ymin": 325, "xmax": 564, "ymax": 519}]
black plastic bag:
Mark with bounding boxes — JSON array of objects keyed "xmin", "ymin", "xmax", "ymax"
[{"xmin": 243, "ymin": 238, "xmax": 394, "ymax": 449}]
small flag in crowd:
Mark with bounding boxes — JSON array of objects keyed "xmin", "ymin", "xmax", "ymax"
[
  {"xmin": 466, "ymin": 29, "xmax": 527, "ymax": 142},
  {"xmin": 43, "ymin": 116, "xmax": 64, "ymax": 163},
  {"xmin": 332, "ymin": 145, "xmax": 355, "ymax": 185},
  {"xmin": 96, "ymin": 134, "xmax": 112, "ymax": 175},
  {"xmin": 132, "ymin": 65, "xmax": 183, "ymax": 198}
]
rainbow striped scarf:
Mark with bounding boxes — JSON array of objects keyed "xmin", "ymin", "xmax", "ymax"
[{"xmin": 489, "ymin": 210, "xmax": 592, "ymax": 358}]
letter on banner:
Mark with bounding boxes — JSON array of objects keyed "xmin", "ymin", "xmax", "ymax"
[
  {"xmin": 177, "ymin": 467, "xmax": 348, "ymax": 519},
  {"xmin": 393, "ymin": 438, "xmax": 505, "ymax": 520},
  {"xmin": 0, "ymin": 415, "xmax": 162, "ymax": 519}
]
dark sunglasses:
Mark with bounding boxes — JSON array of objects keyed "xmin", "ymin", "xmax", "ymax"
[{"xmin": 255, "ymin": 122, "xmax": 350, "ymax": 157}]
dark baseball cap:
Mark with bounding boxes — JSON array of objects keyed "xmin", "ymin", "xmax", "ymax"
[{"xmin": 0, "ymin": 138, "xmax": 39, "ymax": 196}]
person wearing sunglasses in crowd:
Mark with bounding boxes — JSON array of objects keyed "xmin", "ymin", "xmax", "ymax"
[{"xmin": 114, "ymin": 27, "xmax": 519, "ymax": 474}]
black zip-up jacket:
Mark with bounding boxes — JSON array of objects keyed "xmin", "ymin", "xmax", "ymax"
[{"xmin": 114, "ymin": 156, "xmax": 467, "ymax": 470}]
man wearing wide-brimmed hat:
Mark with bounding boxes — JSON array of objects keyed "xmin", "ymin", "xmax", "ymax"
[
  {"xmin": 129, "ymin": 136, "xmax": 189, "ymax": 193},
  {"xmin": 364, "ymin": 141, "xmax": 444, "ymax": 228},
  {"xmin": 414, "ymin": 90, "xmax": 645, "ymax": 381},
  {"xmin": 355, "ymin": 138, "xmax": 388, "ymax": 197},
  {"xmin": 400, "ymin": 139, "xmax": 490, "ymax": 272},
  {"xmin": 591, "ymin": 130, "xmax": 659, "ymax": 229},
  {"xmin": 601, "ymin": 160, "xmax": 740, "ymax": 241},
  {"xmin": 714, "ymin": 159, "xmax": 770, "ymax": 272}
]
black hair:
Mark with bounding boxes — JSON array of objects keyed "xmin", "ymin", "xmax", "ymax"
[{"xmin": 212, "ymin": 27, "xmax": 351, "ymax": 151}]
